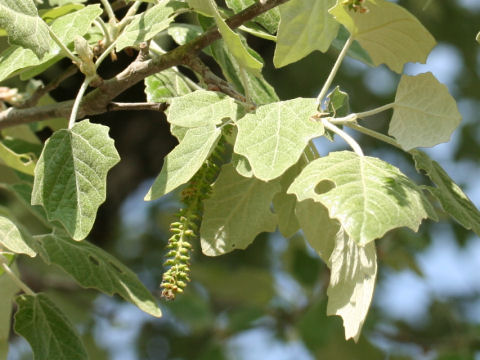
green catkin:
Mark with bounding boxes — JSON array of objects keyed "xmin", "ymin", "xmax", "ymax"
[{"xmin": 160, "ymin": 143, "xmax": 224, "ymax": 300}]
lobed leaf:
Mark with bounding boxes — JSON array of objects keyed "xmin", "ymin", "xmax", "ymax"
[
  {"xmin": 14, "ymin": 293, "xmax": 88, "ymax": 360},
  {"xmin": 390, "ymin": 72, "xmax": 462, "ymax": 150},
  {"xmin": 0, "ymin": 0, "xmax": 50, "ymax": 57},
  {"xmin": 329, "ymin": 0, "xmax": 436, "ymax": 73},
  {"xmin": 145, "ymin": 124, "xmax": 222, "ymax": 200},
  {"xmin": 32, "ymin": 120, "xmax": 120, "ymax": 241},
  {"xmin": 234, "ymin": 98, "xmax": 323, "ymax": 181},
  {"xmin": 288, "ymin": 151, "xmax": 437, "ymax": 245},
  {"xmin": 201, "ymin": 164, "xmax": 279, "ymax": 256},
  {"xmin": 411, "ymin": 150, "xmax": 480, "ymax": 237},
  {"xmin": 0, "ymin": 216, "xmax": 36, "ymax": 257},
  {"xmin": 35, "ymin": 232, "xmax": 162, "ymax": 317},
  {"xmin": 273, "ymin": 0, "xmax": 339, "ymax": 68},
  {"xmin": 167, "ymin": 90, "xmax": 238, "ymax": 128}
]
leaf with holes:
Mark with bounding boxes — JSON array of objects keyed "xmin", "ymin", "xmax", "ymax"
[
  {"xmin": 234, "ymin": 98, "xmax": 323, "ymax": 181},
  {"xmin": 32, "ymin": 120, "xmax": 120, "ymax": 241},
  {"xmin": 14, "ymin": 293, "xmax": 88, "ymax": 360},
  {"xmin": 0, "ymin": 0, "xmax": 50, "ymax": 57},
  {"xmin": 35, "ymin": 231, "xmax": 161, "ymax": 317},
  {"xmin": 288, "ymin": 151, "xmax": 437, "ymax": 245},
  {"xmin": 201, "ymin": 164, "xmax": 279, "ymax": 256},
  {"xmin": 0, "ymin": 216, "xmax": 36, "ymax": 257},
  {"xmin": 145, "ymin": 124, "xmax": 222, "ymax": 200},
  {"xmin": 274, "ymin": 0, "xmax": 339, "ymax": 68},
  {"xmin": 326, "ymin": 231, "xmax": 377, "ymax": 342},
  {"xmin": 411, "ymin": 150, "xmax": 480, "ymax": 237},
  {"xmin": 329, "ymin": 0, "xmax": 436, "ymax": 73},
  {"xmin": 0, "ymin": 140, "xmax": 36, "ymax": 175},
  {"xmin": 167, "ymin": 90, "xmax": 238, "ymax": 128},
  {"xmin": 390, "ymin": 72, "xmax": 462, "ymax": 150}
]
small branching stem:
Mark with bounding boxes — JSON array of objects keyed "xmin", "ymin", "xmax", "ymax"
[
  {"xmin": 322, "ymin": 118, "xmax": 364, "ymax": 156},
  {"xmin": 316, "ymin": 36, "xmax": 353, "ymax": 108},
  {"xmin": 47, "ymin": 27, "xmax": 81, "ymax": 63},
  {"xmin": 345, "ymin": 122, "xmax": 403, "ymax": 150},
  {"xmin": 101, "ymin": 0, "xmax": 117, "ymax": 23},
  {"xmin": 69, "ymin": 79, "xmax": 91, "ymax": 129},
  {"xmin": 330, "ymin": 103, "xmax": 395, "ymax": 125},
  {"xmin": 0, "ymin": 255, "xmax": 35, "ymax": 296}
]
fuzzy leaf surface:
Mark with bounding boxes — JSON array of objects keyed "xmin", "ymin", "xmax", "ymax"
[
  {"xmin": 326, "ymin": 231, "xmax": 377, "ymax": 342},
  {"xmin": 274, "ymin": 0, "xmax": 338, "ymax": 68},
  {"xmin": 288, "ymin": 151, "xmax": 436, "ymax": 245},
  {"xmin": 145, "ymin": 68, "xmax": 191, "ymax": 102},
  {"xmin": 0, "ymin": 216, "xmax": 36, "ymax": 257},
  {"xmin": 167, "ymin": 90, "xmax": 238, "ymax": 128},
  {"xmin": 116, "ymin": 2, "xmax": 179, "ymax": 51},
  {"xmin": 32, "ymin": 120, "xmax": 120, "ymax": 241},
  {"xmin": 390, "ymin": 72, "xmax": 462, "ymax": 150},
  {"xmin": 201, "ymin": 164, "xmax": 279, "ymax": 256},
  {"xmin": 329, "ymin": 0, "xmax": 436, "ymax": 73},
  {"xmin": 14, "ymin": 293, "xmax": 87, "ymax": 360},
  {"xmin": 146, "ymin": 124, "xmax": 221, "ymax": 200},
  {"xmin": 0, "ymin": 5, "xmax": 102, "ymax": 82},
  {"xmin": 411, "ymin": 150, "xmax": 480, "ymax": 236},
  {"xmin": 0, "ymin": 0, "xmax": 50, "ymax": 57},
  {"xmin": 225, "ymin": 0, "xmax": 280, "ymax": 34},
  {"xmin": 36, "ymin": 232, "xmax": 162, "ymax": 317},
  {"xmin": 234, "ymin": 98, "xmax": 323, "ymax": 181},
  {"xmin": 0, "ymin": 270, "xmax": 19, "ymax": 360}
]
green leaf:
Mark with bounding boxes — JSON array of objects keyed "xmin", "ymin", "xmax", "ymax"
[
  {"xmin": 200, "ymin": 164, "xmax": 279, "ymax": 256},
  {"xmin": 168, "ymin": 23, "xmax": 203, "ymax": 46},
  {"xmin": 0, "ymin": 216, "xmax": 36, "ymax": 257},
  {"xmin": 145, "ymin": 124, "xmax": 221, "ymax": 200},
  {"xmin": 0, "ymin": 267, "xmax": 19, "ymax": 360},
  {"xmin": 0, "ymin": 0, "xmax": 50, "ymax": 58},
  {"xmin": 326, "ymin": 86, "xmax": 350, "ymax": 117},
  {"xmin": 331, "ymin": 26, "xmax": 374, "ymax": 67},
  {"xmin": 0, "ymin": 5, "xmax": 102, "ymax": 82},
  {"xmin": 411, "ymin": 150, "xmax": 480, "ymax": 237},
  {"xmin": 145, "ymin": 68, "xmax": 192, "ymax": 102},
  {"xmin": 389, "ymin": 72, "xmax": 462, "ymax": 150},
  {"xmin": 14, "ymin": 293, "xmax": 88, "ymax": 360},
  {"xmin": 234, "ymin": 98, "xmax": 323, "ymax": 181},
  {"xmin": 231, "ymin": 153, "xmax": 253, "ymax": 178},
  {"xmin": 477, "ymin": 32, "xmax": 480, "ymax": 44},
  {"xmin": 167, "ymin": 90, "xmax": 238, "ymax": 128},
  {"xmin": 0, "ymin": 140, "xmax": 36, "ymax": 175},
  {"xmin": 32, "ymin": 120, "xmax": 120, "ymax": 241},
  {"xmin": 329, "ymin": 0, "xmax": 436, "ymax": 73},
  {"xmin": 225, "ymin": 0, "xmax": 280, "ymax": 34},
  {"xmin": 288, "ymin": 151, "xmax": 437, "ymax": 245},
  {"xmin": 115, "ymin": 2, "xmax": 180, "ymax": 51},
  {"xmin": 40, "ymin": 3, "xmax": 84, "ymax": 23},
  {"xmin": 273, "ymin": 0, "xmax": 339, "ymax": 68},
  {"xmin": 326, "ymin": 231, "xmax": 377, "ymax": 342},
  {"xmin": 35, "ymin": 232, "xmax": 162, "ymax": 317}
]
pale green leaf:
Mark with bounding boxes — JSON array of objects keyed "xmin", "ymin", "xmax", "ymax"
[
  {"xmin": 329, "ymin": 0, "xmax": 436, "ymax": 73},
  {"xmin": 0, "ymin": 5, "xmax": 102, "ymax": 82},
  {"xmin": 273, "ymin": 0, "xmax": 339, "ymax": 68},
  {"xmin": 295, "ymin": 199, "xmax": 338, "ymax": 262},
  {"xmin": 167, "ymin": 90, "xmax": 238, "ymax": 128},
  {"xmin": 0, "ymin": 140, "xmax": 36, "ymax": 175},
  {"xmin": 145, "ymin": 68, "xmax": 191, "ymax": 102},
  {"xmin": 145, "ymin": 124, "xmax": 221, "ymax": 200},
  {"xmin": 32, "ymin": 120, "xmax": 120, "ymax": 241},
  {"xmin": 35, "ymin": 232, "xmax": 162, "ymax": 317},
  {"xmin": 326, "ymin": 231, "xmax": 377, "ymax": 342},
  {"xmin": 116, "ymin": 2, "xmax": 180, "ymax": 51},
  {"xmin": 14, "ymin": 293, "xmax": 88, "ymax": 360},
  {"xmin": 0, "ymin": 216, "xmax": 36, "ymax": 257},
  {"xmin": 168, "ymin": 23, "xmax": 203, "ymax": 45},
  {"xmin": 40, "ymin": 3, "xmax": 84, "ymax": 23},
  {"xmin": 288, "ymin": 151, "xmax": 436, "ymax": 245},
  {"xmin": 0, "ymin": 0, "xmax": 50, "ymax": 57},
  {"xmin": 231, "ymin": 153, "xmax": 253, "ymax": 178},
  {"xmin": 225, "ymin": 0, "xmax": 280, "ymax": 34},
  {"xmin": 331, "ymin": 26, "xmax": 374, "ymax": 67},
  {"xmin": 389, "ymin": 72, "xmax": 462, "ymax": 150},
  {"xmin": 234, "ymin": 98, "xmax": 323, "ymax": 181},
  {"xmin": 201, "ymin": 164, "xmax": 279, "ymax": 256},
  {"xmin": 411, "ymin": 150, "xmax": 480, "ymax": 237},
  {"xmin": 187, "ymin": 0, "xmax": 213, "ymax": 15},
  {"xmin": 477, "ymin": 32, "xmax": 480, "ymax": 44},
  {"xmin": 0, "ymin": 267, "xmax": 19, "ymax": 360}
]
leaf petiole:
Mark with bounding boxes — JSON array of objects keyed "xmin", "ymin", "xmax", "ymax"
[
  {"xmin": 68, "ymin": 79, "xmax": 91, "ymax": 129},
  {"xmin": 0, "ymin": 255, "xmax": 35, "ymax": 296},
  {"xmin": 322, "ymin": 117, "xmax": 364, "ymax": 156}
]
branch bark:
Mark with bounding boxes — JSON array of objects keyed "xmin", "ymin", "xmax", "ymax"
[{"xmin": 0, "ymin": 0, "xmax": 289, "ymax": 130}]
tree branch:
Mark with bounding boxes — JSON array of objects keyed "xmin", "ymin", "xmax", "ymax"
[{"xmin": 0, "ymin": 0, "xmax": 289, "ymax": 130}]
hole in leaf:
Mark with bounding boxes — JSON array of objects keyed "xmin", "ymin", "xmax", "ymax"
[
  {"xmin": 88, "ymin": 256, "xmax": 100, "ymax": 266},
  {"xmin": 109, "ymin": 261, "xmax": 124, "ymax": 275},
  {"xmin": 314, "ymin": 180, "xmax": 335, "ymax": 195}
]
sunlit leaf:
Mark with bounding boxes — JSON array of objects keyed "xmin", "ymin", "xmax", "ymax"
[
  {"xmin": 0, "ymin": 140, "xmax": 36, "ymax": 175},
  {"xmin": 201, "ymin": 164, "xmax": 279, "ymax": 256},
  {"xmin": 0, "ymin": 216, "xmax": 36, "ymax": 257},
  {"xmin": 329, "ymin": 0, "xmax": 436, "ymax": 73},
  {"xmin": 145, "ymin": 68, "xmax": 191, "ymax": 102},
  {"xmin": 390, "ymin": 72, "xmax": 462, "ymax": 150},
  {"xmin": 32, "ymin": 120, "xmax": 120, "ymax": 241}
]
